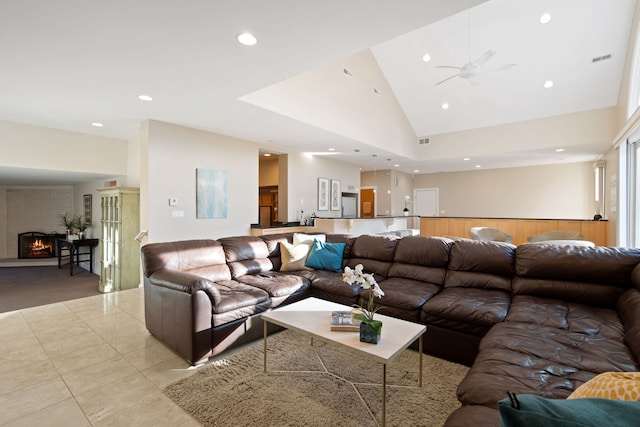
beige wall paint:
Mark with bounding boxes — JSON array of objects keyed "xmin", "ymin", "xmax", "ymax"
[
  {"xmin": 141, "ymin": 120, "xmax": 259, "ymax": 242},
  {"xmin": 285, "ymin": 152, "xmax": 360, "ymax": 222},
  {"xmin": 602, "ymin": 146, "xmax": 620, "ymax": 246},
  {"xmin": 241, "ymin": 49, "xmax": 418, "ymax": 158},
  {"xmin": 360, "ymin": 169, "xmax": 414, "ymax": 217},
  {"xmin": 617, "ymin": 0, "xmax": 640, "ymax": 125},
  {"xmin": 259, "ymin": 156, "xmax": 279, "ymax": 187},
  {"xmin": 0, "ymin": 120, "xmax": 128, "ymax": 176},
  {"xmin": 412, "ymin": 162, "xmax": 596, "ymax": 220},
  {"xmin": 422, "ymin": 108, "xmax": 617, "ymax": 165}
]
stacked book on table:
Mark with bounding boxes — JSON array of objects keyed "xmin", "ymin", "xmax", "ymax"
[{"xmin": 330, "ymin": 311, "xmax": 362, "ymax": 331}]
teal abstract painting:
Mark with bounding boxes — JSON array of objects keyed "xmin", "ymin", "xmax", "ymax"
[{"xmin": 196, "ymin": 168, "xmax": 227, "ymax": 218}]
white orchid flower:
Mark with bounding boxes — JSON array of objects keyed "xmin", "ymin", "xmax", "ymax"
[{"xmin": 341, "ymin": 264, "xmax": 384, "ymax": 323}]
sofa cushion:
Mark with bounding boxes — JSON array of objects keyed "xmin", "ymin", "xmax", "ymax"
[
  {"xmin": 387, "ymin": 236, "xmax": 451, "ymax": 285},
  {"xmin": 141, "ymin": 239, "xmax": 230, "ymax": 280},
  {"xmin": 617, "ymin": 288, "xmax": 640, "ymax": 363},
  {"xmin": 235, "ymin": 273, "xmax": 311, "ymax": 308},
  {"xmin": 498, "ymin": 394, "xmax": 640, "ymax": 427},
  {"xmin": 305, "ymin": 240, "xmax": 346, "ymax": 272},
  {"xmin": 210, "ymin": 279, "xmax": 271, "ymax": 327},
  {"xmin": 448, "ymin": 240, "xmax": 516, "ymax": 276},
  {"xmin": 260, "ymin": 233, "xmax": 293, "ymax": 271},
  {"xmin": 218, "ymin": 236, "xmax": 273, "ymax": 278},
  {"xmin": 568, "ymin": 372, "xmax": 640, "ymax": 400},
  {"xmin": 444, "ymin": 405, "xmax": 500, "ymax": 427},
  {"xmin": 506, "ymin": 295, "xmax": 625, "ymax": 340},
  {"xmin": 361, "ymin": 278, "xmax": 442, "ymax": 321},
  {"xmin": 516, "ymin": 244, "xmax": 640, "ymax": 285},
  {"xmin": 456, "ymin": 322, "xmax": 639, "ymax": 408},
  {"xmin": 421, "ymin": 287, "xmax": 511, "ymax": 336},
  {"xmin": 347, "ymin": 234, "xmax": 398, "ymax": 278},
  {"xmin": 279, "ymin": 241, "xmax": 313, "ymax": 271},
  {"xmin": 445, "ymin": 240, "xmax": 515, "ymax": 292}
]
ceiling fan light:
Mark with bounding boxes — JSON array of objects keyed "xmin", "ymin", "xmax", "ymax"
[
  {"xmin": 422, "ymin": 53, "xmax": 431, "ymax": 62},
  {"xmin": 539, "ymin": 13, "xmax": 551, "ymax": 24},
  {"xmin": 442, "ymin": 103, "xmax": 449, "ymax": 110},
  {"xmin": 544, "ymin": 80, "xmax": 554, "ymax": 88}
]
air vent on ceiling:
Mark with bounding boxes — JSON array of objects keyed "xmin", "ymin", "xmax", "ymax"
[
  {"xmin": 343, "ymin": 68, "xmax": 353, "ymax": 77},
  {"xmin": 592, "ymin": 54, "xmax": 612, "ymax": 63},
  {"xmin": 418, "ymin": 137, "xmax": 431, "ymax": 145}
]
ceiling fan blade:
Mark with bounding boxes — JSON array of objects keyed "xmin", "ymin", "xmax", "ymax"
[
  {"xmin": 482, "ymin": 64, "xmax": 517, "ymax": 72},
  {"xmin": 436, "ymin": 65, "xmax": 463, "ymax": 70},
  {"xmin": 434, "ymin": 73, "xmax": 461, "ymax": 86},
  {"xmin": 473, "ymin": 50, "xmax": 495, "ymax": 66}
]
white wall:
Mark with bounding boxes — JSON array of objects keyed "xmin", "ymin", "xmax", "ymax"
[
  {"xmin": 412, "ymin": 162, "xmax": 595, "ymax": 219},
  {"xmin": 284, "ymin": 152, "xmax": 361, "ymax": 222},
  {"xmin": 4, "ymin": 187, "xmax": 73, "ymax": 258},
  {"xmin": 141, "ymin": 120, "xmax": 260, "ymax": 242},
  {"xmin": 0, "ymin": 120, "xmax": 128, "ymax": 175}
]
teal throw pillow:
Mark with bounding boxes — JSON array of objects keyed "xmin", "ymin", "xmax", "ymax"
[
  {"xmin": 305, "ymin": 240, "xmax": 345, "ymax": 272},
  {"xmin": 498, "ymin": 393, "xmax": 640, "ymax": 427}
]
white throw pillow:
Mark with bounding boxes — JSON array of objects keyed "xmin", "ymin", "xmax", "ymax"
[
  {"xmin": 293, "ymin": 233, "xmax": 326, "ymax": 245},
  {"xmin": 280, "ymin": 241, "xmax": 313, "ymax": 271}
]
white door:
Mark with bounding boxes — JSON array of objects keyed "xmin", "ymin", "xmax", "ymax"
[{"xmin": 414, "ymin": 188, "xmax": 438, "ymax": 217}]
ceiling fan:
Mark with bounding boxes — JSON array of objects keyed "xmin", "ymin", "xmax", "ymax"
[
  {"xmin": 434, "ymin": 50, "xmax": 516, "ymax": 86},
  {"xmin": 434, "ymin": 11, "xmax": 516, "ymax": 86}
]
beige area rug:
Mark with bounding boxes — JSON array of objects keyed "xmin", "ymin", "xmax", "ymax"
[{"xmin": 163, "ymin": 330, "xmax": 469, "ymax": 427}]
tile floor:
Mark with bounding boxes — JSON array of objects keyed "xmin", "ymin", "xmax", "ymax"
[{"xmin": 0, "ymin": 287, "xmax": 204, "ymax": 426}]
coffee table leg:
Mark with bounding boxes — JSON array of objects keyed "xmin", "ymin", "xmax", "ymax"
[
  {"xmin": 419, "ymin": 334, "xmax": 423, "ymax": 388},
  {"xmin": 263, "ymin": 320, "xmax": 268, "ymax": 373},
  {"xmin": 382, "ymin": 363, "xmax": 387, "ymax": 427}
]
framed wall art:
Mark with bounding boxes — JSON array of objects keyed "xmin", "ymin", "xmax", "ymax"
[
  {"xmin": 318, "ymin": 178, "xmax": 329, "ymax": 211},
  {"xmin": 83, "ymin": 194, "xmax": 92, "ymax": 224},
  {"xmin": 330, "ymin": 179, "xmax": 341, "ymax": 211},
  {"xmin": 196, "ymin": 168, "xmax": 228, "ymax": 218}
]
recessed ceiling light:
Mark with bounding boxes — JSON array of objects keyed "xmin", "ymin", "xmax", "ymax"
[
  {"xmin": 394, "ymin": 164, "xmax": 400, "ymax": 167},
  {"xmin": 422, "ymin": 54, "xmax": 431, "ymax": 62},
  {"xmin": 539, "ymin": 13, "xmax": 551, "ymax": 24},
  {"xmin": 475, "ymin": 165, "xmax": 482, "ymax": 168},
  {"xmin": 555, "ymin": 148, "xmax": 565, "ymax": 152},
  {"xmin": 413, "ymin": 169, "xmax": 420, "ymax": 173},
  {"xmin": 544, "ymin": 80, "xmax": 554, "ymax": 89},
  {"xmin": 463, "ymin": 157, "xmax": 470, "ymax": 161},
  {"xmin": 237, "ymin": 32, "xmax": 257, "ymax": 46},
  {"xmin": 138, "ymin": 94, "xmax": 153, "ymax": 101},
  {"xmin": 328, "ymin": 148, "xmax": 335, "ymax": 151},
  {"xmin": 91, "ymin": 122, "xmax": 103, "ymax": 127},
  {"xmin": 264, "ymin": 153, "xmax": 271, "ymax": 157},
  {"xmin": 442, "ymin": 103, "xmax": 449, "ymax": 110}
]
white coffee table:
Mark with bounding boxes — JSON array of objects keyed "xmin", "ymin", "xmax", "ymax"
[{"xmin": 262, "ymin": 297, "xmax": 426, "ymax": 426}]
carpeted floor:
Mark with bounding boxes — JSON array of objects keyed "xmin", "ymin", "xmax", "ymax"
[
  {"xmin": 0, "ymin": 265, "xmax": 101, "ymax": 313},
  {"xmin": 164, "ymin": 329, "xmax": 469, "ymax": 427}
]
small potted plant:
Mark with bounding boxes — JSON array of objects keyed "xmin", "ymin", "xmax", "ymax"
[
  {"xmin": 342, "ymin": 264, "xmax": 385, "ymax": 343},
  {"xmin": 403, "ymin": 196, "xmax": 412, "ymax": 216},
  {"xmin": 74, "ymin": 215, "xmax": 90, "ymax": 239},
  {"xmin": 60, "ymin": 213, "xmax": 78, "ymax": 238}
]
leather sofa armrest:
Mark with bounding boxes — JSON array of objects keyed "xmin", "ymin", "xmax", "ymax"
[
  {"xmin": 149, "ymin": 269, "xmax": 222, "ymax": 305},
  {"xmin": 632, "ymin": 264, "xmax": 640, "ymax": 291}
]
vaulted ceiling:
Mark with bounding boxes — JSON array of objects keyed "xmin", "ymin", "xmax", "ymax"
[{"xmin": 0, "ymin": 0, "xmax": 636, "ymax": 184}]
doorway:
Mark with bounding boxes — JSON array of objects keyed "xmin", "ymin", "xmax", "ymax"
[
  {"xmin": 414, "ymin": 188, "xmax": 439, "ymax": 217},
  {"xmin": 360, "ymin": 187, "xmax": 375, "ymax": 218}
]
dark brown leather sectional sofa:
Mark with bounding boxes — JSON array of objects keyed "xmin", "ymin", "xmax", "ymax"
[{"xmin": 141, "ymin": 232, "xmax": 640, "ymax": 426}]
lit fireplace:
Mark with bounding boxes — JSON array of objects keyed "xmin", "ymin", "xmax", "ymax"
[{"xmin": 18, "ymin": 232, "xmax": 64, "ymax": 259}]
